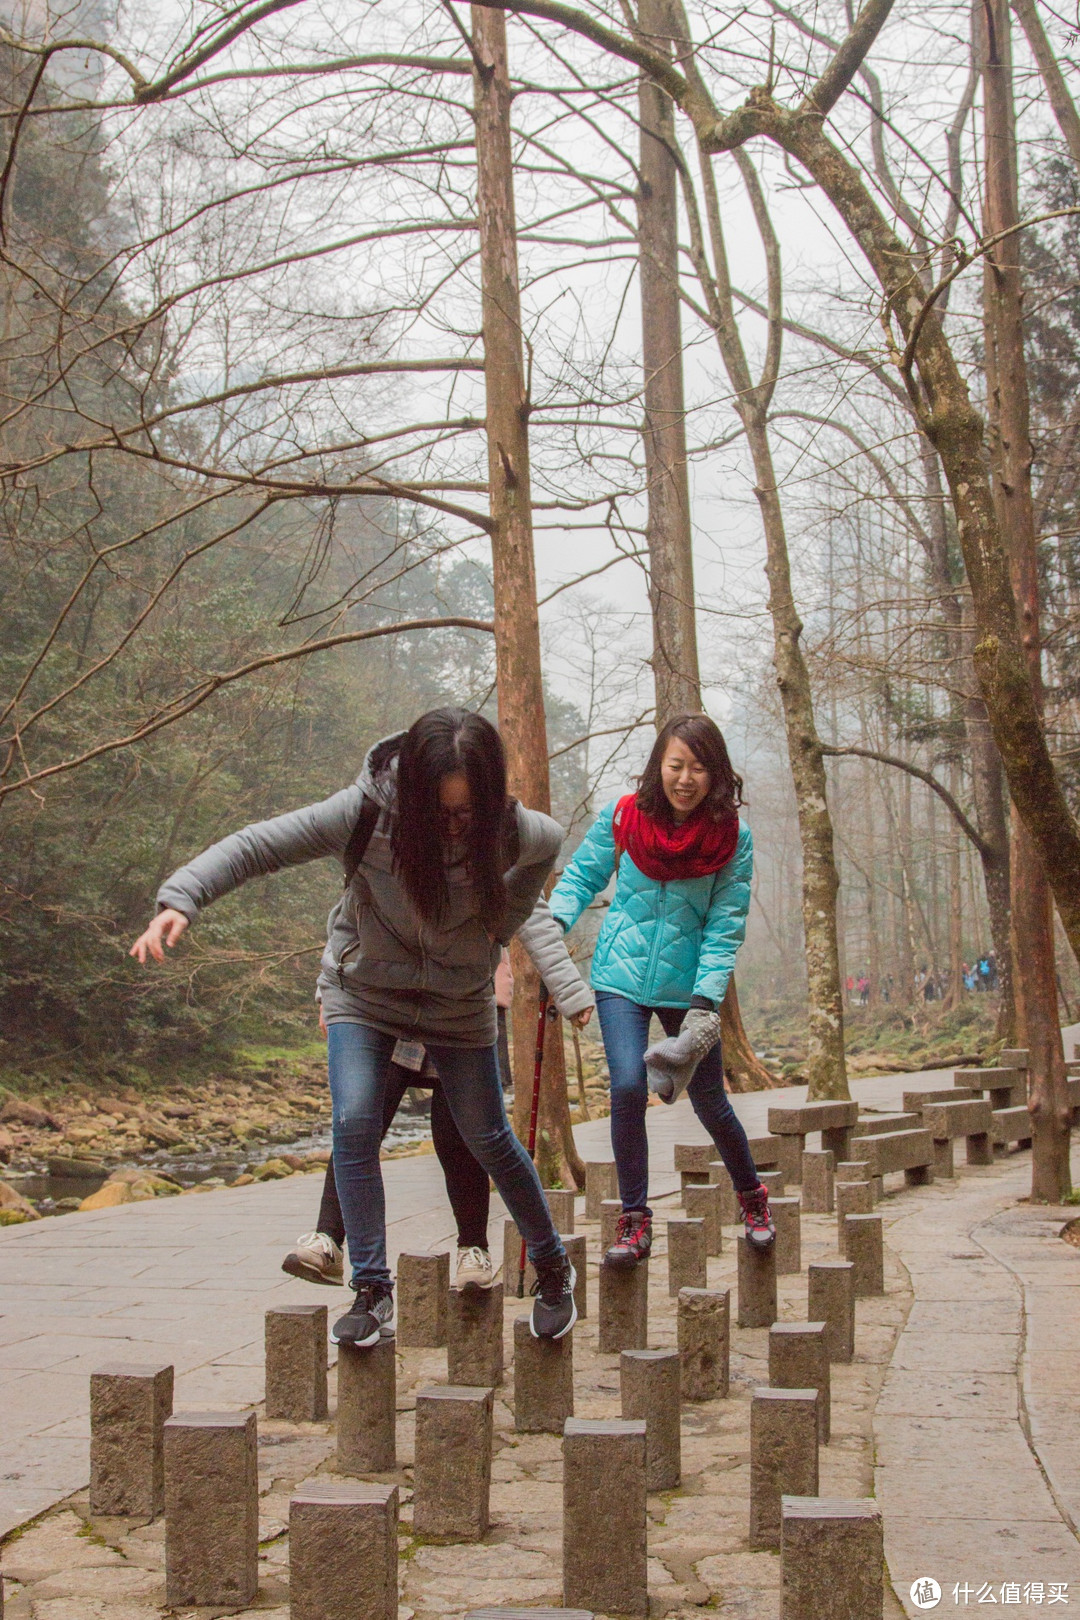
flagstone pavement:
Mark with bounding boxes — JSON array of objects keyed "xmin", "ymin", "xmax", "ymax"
[{"xmin": 1, "ymin": 1036, "xmax": 1080, "ymax": 1616}]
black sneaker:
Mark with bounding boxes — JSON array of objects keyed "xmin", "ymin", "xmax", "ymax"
[
  {"xmin": 530, "ymin": 1255, "xmax": 577, "ymax": 1341},
  {"xmin": 603, "ymin": 1209, "xmax": 653, "ymax": 1269},
  {"xmin": 331, "ymin": 1284, "xmax": 394, "ymax": 1347}
]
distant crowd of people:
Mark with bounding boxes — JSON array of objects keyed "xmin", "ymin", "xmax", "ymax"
[{"xmin": 845, "ymin": 951, "xmax": 998, "ymax": 1007}]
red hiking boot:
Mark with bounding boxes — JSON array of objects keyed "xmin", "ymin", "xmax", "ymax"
[
  {"xmin": 738, "ymin": 1184, "xmax": 776, "ymax": 1250},
  {"xmin": 603, "ymin": 1209, "xmax": 653, "ymax": 1269}
]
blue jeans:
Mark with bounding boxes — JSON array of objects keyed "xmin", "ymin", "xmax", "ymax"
[
  {"xmin": 328, "ymin": 1022, "xmax": 565, "ymax": 1289},
  {"xmin": 594, "ymin": 991, "xmax": 760, "ymax": 1213}
]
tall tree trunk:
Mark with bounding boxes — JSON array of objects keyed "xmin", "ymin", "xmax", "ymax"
[
  {"xmin": 636, "ymin": 6, "xmax": 775, "ymax": 1090},
  {"xmin": 980, "ymin": 0, "xmax": 1071, "ymax": 1198},
  {"xmin": 471, "ymin": 4, "xmax": 583, "ymax": 1188}
]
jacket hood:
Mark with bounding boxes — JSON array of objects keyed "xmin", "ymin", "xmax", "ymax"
[{"xmin": 355, "ymin": 733, "xmax": 404, "ymax": 810}]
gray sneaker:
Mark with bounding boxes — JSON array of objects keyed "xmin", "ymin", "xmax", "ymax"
[{"xmin": 281, "ymin": 1231, "xmax": 344, "ymax": 1286}]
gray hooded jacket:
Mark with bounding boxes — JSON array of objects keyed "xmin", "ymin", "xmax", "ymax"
[{"xmin": 156, "ymin": 735, "xmax": 568, "ymax": 1047}]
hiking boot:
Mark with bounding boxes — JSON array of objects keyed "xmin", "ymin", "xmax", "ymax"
[
  {"xmin": 456, "ymin": 1245, "xmax": 495, "ymax": 1292},
  {"xmin": 603, "ymin": 1209, "xmax": 653, "ymax": 1269},
  {"xmin": 331, "ymin": 1283, "xmax": 394, "ymax": 1348},
  {"xmin": 281, "ymin": 1231, "xmax": 344, "ymax": 1286},
  {"xmin": 530, "ymin": 1254, "xmax": 577, "ymax": 1340},
  {"xmin": 738, "ymin": 1184, "xmax": 776, "ymax": 1250}
]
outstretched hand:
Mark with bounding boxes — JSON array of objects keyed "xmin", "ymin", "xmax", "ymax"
[{"xmin": 129, "ymin": 908, "xmax": 189, "ymax": 964}]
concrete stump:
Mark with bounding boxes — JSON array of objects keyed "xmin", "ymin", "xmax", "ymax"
[
  {"xmin": 600, "ymin": 1199, "xmax": 622, "ymax": 1252},
  {"xmin": 684, "ymin": 1182, "xmax": 723, "ymax": 1253},
  {"xmin": 448, "ymin": 1283, "xmax": 504, "ymax": 1386},
  {"xmin": 513, "ymin": 1315, "xmax": 574, "ymax": 1433},
  {"xmin": 932, "ymin": 1136, "xmax": 955, "ymax": 1178},
  {"xmin": 164, "ymin": 1411, "xmax": 258, "ymax": 1607},
  {"xmin": 563, "ymin": 1417, "xmax": 647, "ymax": 1617},
  {"xmin": 620, "ymin": 1348, "xmax": 681, "ymax": 1490},
  {"xmin": 90, "ymin": 1362, "xmax": 173, "ymax": 1518},
  {"xmin": 800, "ymin": 1151, "xmax": 834, "ymax": 1214},
  {"xmin": 337, "ymin": 1337, "xmax": 396, "ymax": 1473},
  {"xmin": 737, "ymin": 1234, "xmax": 778, "ymax": 1328},
  {"xmin": 709, "ymin": 1160, "xmax": 740, "ymax": 1224},
  {"xmin": 780, "ymin": 1496, "xmax": 883, "ymax": 1620},
  {"xmin": 807, "ymin": 1260, "xmax": 855, "ymax": 1363},
  {"xmin": 397, "ymin": 1251, "xmax": 449, "ymax": 1347},
  {"xmin": 769, "ymin": 1322, "xmax": 830, "ymax": 1443},
  {"xmin": 836, "ymin": 1180, "xmax": 873, "ymax": 1251},
  {"xmin": 844, "ymin": 1214, "xmax": 884, "ymax": 1296},
  {"xmin": 967, "ymin": 1131, "xmax": 995, "ymax": 1167},
  {"xmin": 772, "ymin": 1196, "xmax": 802, "ymax": 1274},
  {"xmin": 667, "ymin": 1217, "xmax": 707, "ymax": 1295},
  {"xmin": 467, "ymin": 1612, "xmax": 594, "ymax": 1619},
  {"xmin": 546, "ymin": 1187, "xmax": 576, "ymax": 1234},
  {"xmin": 759, "ymin": 1169, "xmax": 786, "ymax": 1197},
  {"xmin": 413, "ymin": 1385, "xmax": 493, "ymax": 1540},
  {"xmin": 677, "ymin": 1287, "xmax": 729, "ymax": 1401},
  {"xmin": 749, "ymin": 1389, "xmax": 818, "ymax": 1551},
  {"xmin": 265, "ymin": 1305, "xmax": 327, "ymax": 1422},
  {"xmin": 598, "ymin": 1260, "xmax": 648, "ymax": 1352},
  {"xmin": 585, "ymin": 1160, "xmax": 617, "ymax": 1220},
  {"xmin": 775, "ymin": 1135, "xmax": 803, "ymax": 1185},
  {"xmin": 290, "ymin": 1480, "xmax": 398, "ymax": 1620},
  {"xmin": 564, "ymin": 1232, "xmax": 587, "ymax": 1319},
  {"xmin": 503, "ymin": 1220, "xmax": 536, "ymax": 1296}
]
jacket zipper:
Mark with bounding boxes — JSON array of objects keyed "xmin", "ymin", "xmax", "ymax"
[{"xmin": 642, "ymin": 881, "xmax": 668, "ymax": 1003}]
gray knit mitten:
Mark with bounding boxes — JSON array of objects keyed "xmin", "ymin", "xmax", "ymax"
[{"xmin": 644, "ymin": 1008, "xmax": 723, "ymax": 1105}]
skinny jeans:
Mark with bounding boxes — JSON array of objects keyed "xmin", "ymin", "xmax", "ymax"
[
  {"xmin": 328, "ymin": 1021, "xmax": 564, "ymax": 1289},
  {"xmin": 594, "ymin": 990, "xmax": 760, "ymax": 1213}
]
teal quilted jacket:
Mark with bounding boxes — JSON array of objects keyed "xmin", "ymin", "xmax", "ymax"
[{"xmin": 549, "ymin": 801, "xmax": 753, "ymax": 1009}]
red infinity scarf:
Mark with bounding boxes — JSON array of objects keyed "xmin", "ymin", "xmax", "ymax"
[{"xmin": 613, "ymin": 794, "xmax": 739, "ymax": 882}]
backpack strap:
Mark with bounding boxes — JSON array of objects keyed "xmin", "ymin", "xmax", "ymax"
[{"xmin": 342, "ymin": 794, "xmax": 380, "ymax": 889}]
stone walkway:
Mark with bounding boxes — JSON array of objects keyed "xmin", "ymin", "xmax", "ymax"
[{"xmin": 2, "ymin": 1049, "xmax": 1080, "ymax": 1616}]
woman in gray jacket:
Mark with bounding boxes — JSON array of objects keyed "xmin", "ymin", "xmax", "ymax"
[{"xmin": 131, "ymin": 708, "xmax": 579, "ymax": 1346}]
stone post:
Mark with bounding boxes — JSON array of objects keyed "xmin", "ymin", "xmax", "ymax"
[
  {"xmin": 413, "ymin": 1385, "xmax": 493, "ymax": 1540},
  {"xmin": 545, "ymin": 1188, "xmax": 576, "ymax": 1233},
  {"xmin": 564, "ymin": 1232, "xmax": 587, "ymax": 1319},
  {"xmin": 774, "ymin": 1135, "xmax": 803, "ymax": 1185},
  {"xmin": 585, "ymin": 1160, "xmax": 617, "ymax": 1220},
  {"xmin": 397, "ymin": 1251, "xmax": 449, "ymax": 1347},
  {"xmin": 759, "ymin": 1169, "xmax": 786, "ymax": 1197},
  {"xmin": 502, "ymin": 1219, "xmax": 537, "ymax": 1298},
  {"xmin": 769, "ymin": 1322, "xmax": 830, "ymax": 1443},
  {"xmin": 844, "ymin": 1214, "xmax": 884, "ymax": 1296},
  {"xmin": 684, "ymin": 1182, "xmax": 723, "ymax": 1253},
  {"xmin": 598, "ymin": 1260, "xmax": 649, "ymax": 1352},
  {"xmin": 709, "ymin": 1160, "xmax": 739, "ymax": 1224},
  {"xmin": 771, "ymin": 1197, "xmax": 802, "ymax": 1275},
  {"xmin": 737, "ymin": 1235, "xmax": 778, "ymax": 1328},
  {"xmin": 563, "ymin": 1417, "xmax": 647, "ymax": 1616},
  {"xmin": 677, "ymin": 1287, "xmax": 729, "ymax": 1401},
  {"xmin": 337, "ymin": 1338, "xmax": 396, "ymax": 1473},
  {"xmin": 834, "ymin": 1160, "xmax": 871, "ymax": 1186},
  {"xmin": 749, "ymin": 1389, "xmax": 818, "ymax": 1550},
  {"xmin": 600, "ymin": 1199, "xmax": 622, "ymax": 1252},
  {"xmin": 807, "ymin": 1260, "xmax": 855, "ymax": 1363},
  {"xmin": 90, "ymin": 1362, "xmax": 173, "ymax": 1517},
  {"xmin": 836, "ymin": 1181, "xmax": 873, "ymax": 1251},
  {"xmin": 290, "ymin": 1480, "xmax": 398, "ymax": 1620},
  {"xmin": 780, "ymin": 1496, "xmax": 883, "ymax": 1620},
  {"xmin": 620, "ymin": 1348, "xmax": 681, "ymax": 1490},
  {"xmin": 164, "ymin": 1412, "xmax": 258, "ymax": 1607},
  {"xmin": 666, "ymin": 1217, "xmax": 707, "ymax": 1295},
  {"xmin": 265, "ymin": 1305, "xmax": 327, "ymax": 1422},
  {"xmin": 513, "ymin": 1315, "xmax": 574, "ymax": 1433},
  {"xmin": 448, "ymin": 1283, "xmax": 504, "ymax": 1386},
  {"xmin": 800, "ymin": 1151, "xmax": 834, "ymax": 1214}
]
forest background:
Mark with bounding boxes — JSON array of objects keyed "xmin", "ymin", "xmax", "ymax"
[{"xmin": 3, "ymin": 0, "xmax": 1080, "ymax": 1157}]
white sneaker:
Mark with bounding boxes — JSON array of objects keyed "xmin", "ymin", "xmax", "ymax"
[
  {"xmin": 456, "ymin": 1244, "xmax": 495, "ymax": 1292},
  {"xmin": 282, "ymin": 1231, "xmax": 344, "ymax": 1286}
]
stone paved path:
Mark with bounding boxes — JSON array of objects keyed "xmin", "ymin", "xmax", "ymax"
[{"xmin": 3, "ymin": 1044, "xmax": 1080, "ymax": 1616}]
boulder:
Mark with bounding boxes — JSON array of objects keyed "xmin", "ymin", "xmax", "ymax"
[
  {"xmin": 0, "ymin": 1180, "xmax": 41, "ymax": 1220},
  {"xmin": 1, "ymin": 1098, "xmax": 59, "ymax": 1130},
  {"xmin": 79, "ymin": 1181, "xmax": 132, "ymax": 1210},
  {"xmin": 253, "ymin": 1158, "xmax": 294, "ymax": 1181},
  {"xmin": 48, "ymin": 1156, "xmax": 106, "ymax": 1179},
  {"xmin": 143, "ymin": 1119, "xmax": 184, "ymax": 1148}
]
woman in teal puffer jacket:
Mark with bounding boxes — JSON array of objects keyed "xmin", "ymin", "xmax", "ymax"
[{"xmin": 551, "ymin": 713, "xmax": 774, "ymax": 1265}]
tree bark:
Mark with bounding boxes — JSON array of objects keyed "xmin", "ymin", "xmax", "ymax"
[
  {"xmin": 1010, "ymin": 0, "xmax": 1080, "ymax": 172},
  {"xmin": 471, "ymin": 3, "xmax": 584, "ymax": 1188},
  {"xmin": 979, "ymin": 0, "xmax": 1071, "ymax": 1198}
]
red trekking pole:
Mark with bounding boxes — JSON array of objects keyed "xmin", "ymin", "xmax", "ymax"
[{"xmin": 518, "ymin": 983, "xmax": 551, "ymax": 1298}]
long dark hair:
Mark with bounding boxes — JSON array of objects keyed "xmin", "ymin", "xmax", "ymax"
[
  {"xmin": 636, "ymin": 713, "xmax": 743, "ymax": 822},
  {"xmin": 389, "ymin": 708, "xmax": 511, "ymax": 931}
]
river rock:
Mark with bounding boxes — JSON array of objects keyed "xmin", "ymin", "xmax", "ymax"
[
  {"xmin": 80, "ymin": 1182, "xmax": 133, "ymax": 1210},
  {"xmin": 254, "ymin": 1158, "xmax": 295, "ymax": 1180},
  {"xmin": 48, "ymin": 1156, "xmax": 107, "ymax": 1178},
  {"xmin": 0, "ymin": 1181, "xmax": 41, "ymax": 1219},
  {"xmin": 2, "ymin": 1098, "xmax": 60, "ymax": 1129}
]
